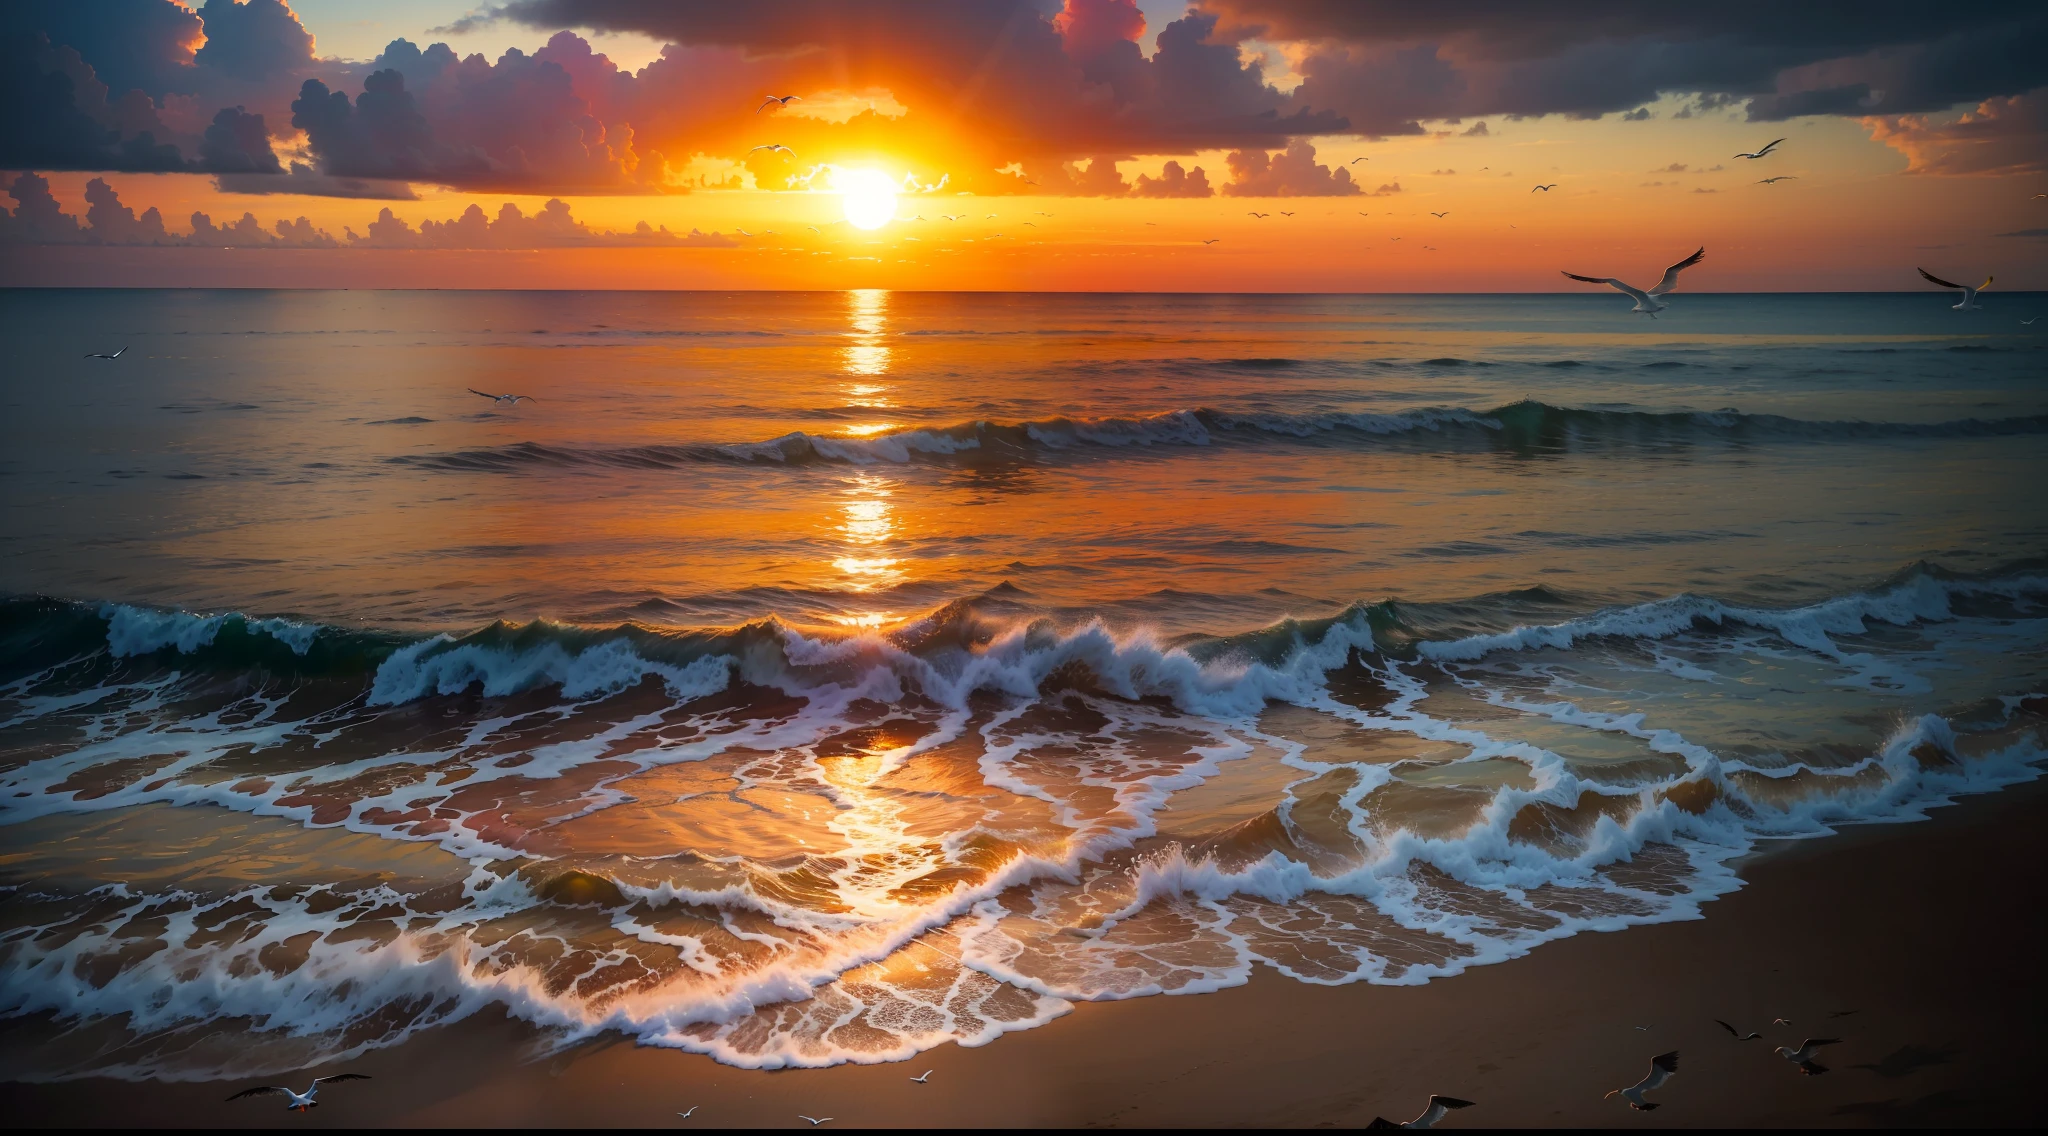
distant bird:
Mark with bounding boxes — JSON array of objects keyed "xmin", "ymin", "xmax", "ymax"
[
  {"xmin": 806, "ymin": 226, "xmax": 821, "ymax": 233},
  {"xmin": 1430, "ymin": 211, "xmax": 1449, "ymax": 218},
  {"xmin": 798, "ymin": 1117, "xmax": 833, "ymax": 1126},
  {"xmin": 1532, "ymin": 184, "xmax": 1557, "ymax": 192},
  {"xmin": 941, "ymin": 214, "xmax": 960, "ymax": 221},
  {"xmin": 469, "ymin": 388, "xmax": 536, "ymax": 406},
  {"xmin": 2035, "ymin": 194, "xmax": 2047, "ymax": 199},
  {"xmin": 1758, "ymin": 176, "xmax": 1797, "ymax": 184},
  {"xmin": 1247, "ymin": 212, "xmax": 1270, "ymax": 218},
  {"xmin": 1716, "ymin": 1020, "xmax": 1763, "ymax": 1042},
  {"xmin": 1034, "ymin": 211, "xmax": 1054, "ymax": 217},
  {"xmin": 1633, "ymin": 1026, "xmax": 1651, "ymax": 1032},
  {"xmin": 1734, "ymin": 138, "xmax": 1785, "ymax": 159},
  {"xmin": 986, "ymin": 213, "xmax": 998, "ymax": 219},
  {"xmin": 1422, "ymin": 245, "xmax": 1438, "ymax": 250},
  {"xmin": 1606, "ymin": 1052, "xmax": 1678, "ymax": 1111},
  {"xmin": 1280, "ymin": 210, "xmax": 1296, "ymax": 216},
  {"xmin": 757, "ymin": 95, "xmax": 801, "ymax": 112},
  {"xmin": 84, "ymin": 347, "xmax": 127, "ymax": 359},
  {"xmin": 1918, "ymin": 267, "xmax": 1992, "ymax": 309},
  {"xmin": 911, "ymin": 1070, "xmax": 932, "ymax": 1083},
  {"xmin": 736, "ymin": 229, "xmax": 753, "ymax": 237},
  {"xmin": 1365, "ymin": 1095, "xmax": 1474, "ymax": 1129},
  {"xmin": 1389, "ymin": 236, "xmax": 1401, "ymax": 241},
  {"xmin": 1358, "ymin": 211, "xmax": 1370, "ymax": 216},
  {"xmin": 1202, "ymin": 239, "xmax": 1220, "ymax": 244},
  {"xmin": 913, "ymin": 215, "xmax": 925, "ymax": 221},
  {"xmin": 1022, "ymin": 221, "xmax": 1037, "ymax": 226},
  {"xmin": 2023, "ymin": 317, "xmax": 2039, "ymax": 325},
  {"xmin": 1772, "ymin": 1018, "xmax": 1793, "ymax": 1026},
  {"xmin": 1828, "ymin": 1010, "xmax": 1862, "ymax": 1019},
  {"xmin": 1561, "ymin": 247, "xmax": 1705, "ymax": 318},
  {"xmin": 1775, "ymin": 1038, "xmax": 1841, "ymax": 1075},
  {"xmin": 226, "ymin": 1074, "xmax": 371, "ymax": 1112},
  {"xmin": 679, "ymin": 1106, "xmax": 699, "ymax": 1118},
  {"xmin": 1351, "ymin": 156, "xmax": 1370, "ymax": 163},
  {"xmin": 748, "ymin": 144, "xmax": 797, "ymax": 158}
]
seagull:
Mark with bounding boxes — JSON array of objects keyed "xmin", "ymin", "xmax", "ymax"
[
  {"xmin": 736, "ymin": 229, "xmax": 754, "ymax": 237},
  {"xmin": 1034, "ymin": 212, "xmax": 1054, "ymax": 217},
  {"xmin": 1758, "ymin": 176, "xmax": 1797, "ymax": 184},
  {"xmin": 1351, "ymin": 156, "xmax": 1370, "ymax": 163},
  {"xmin": 1280, "ymin": 211, "xmax": 1296, "ymax": 216},
  {"xmin": 1734, "ymin": 138, "xmax": 1786, "ymax": 159},
  {"xmin": 1358, "ymin": 211, "xmax": 1370, "ymax": 216},
  {"xmin": 985, "ymin": 213, "xmax": 998, "ymax": 219},
  {"xmin": 1247, "ymin": 212, "xmax": 1270, "ymax": 218},
  {"xmin": 1775, "ymin": 1038, "xmax": 1841, "ymax": 1075},
  {"xmin": 84, "ymin": 347, "xmax": 127, "ymax": 359},
  {"xmin": 2023, "ymin": 317, "xmax": 2039, "ymax": 325},
  {"xmin": 910, "ymin": 1070, "xmax": 932, "ymax": 1083},
  {"xmin": 1430, "ymin": 211, "xmax": 1449, "ymax": 218},
  {"xmin": 1022, "ymin": 221, "xmax": 1037, "ymax": 226},
  {"xmin": 1716, "ymin": 1020, "xmax": 1763, "ymax": 1042},
  {"xmin": 1532, "ymin": 184, "xmax": 1557, "ymax": 192},
  {"xmin": 1918, "ymin": 267, "xmax": 1992, "ymax": 309},
  {"xmin": 798, "ymin": 1117, "xmax": 833, "ymax": 1126},
  {"xmin": 679, "ymin": 1106, "xmax": 699, "ymax": 1118},
  {"xmin": 806, "ymin": 226, "xmax": 821, "ymax": 233},
  {"xmin": 1772, "ymin": 1018, "xmax": 1793, "ymax": 1026},
  {"xmin": 1561, "ymin": 247, "xmax": 1705, "ymax": 318},
  {"xmin": 757, "ymin": 95, "xmax": 801, "ymax": 112},
  {"xmin": 748, "ymin": 144, "xmax": 797, "ymax": 158},
  {"xmin": 1605, "ymin": 1052, "xmax": 1678, "ymax": 1111},
  {"xmin": 1365, "ymin": 1095, "xmax": 1474, "ymax": 1129},
  {"xmin": 469, "ymin": 388, "xmax": 536, "ymax": 406},
  {"xmin": 1202, "ymin": 239, "xmax": 1220, "ymax": 244},
  {"xmin": 941, "ymin": 214, "xmax": 960, "ymax": 221},
  {"xmin": 226, "ymin": 1073, "xmax": 371, "ymax": 1112}
]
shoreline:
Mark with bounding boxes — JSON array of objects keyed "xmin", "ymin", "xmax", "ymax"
[{"xmin": 5, "ymin": 772, "xmax": 2046, "ymax": 1127}]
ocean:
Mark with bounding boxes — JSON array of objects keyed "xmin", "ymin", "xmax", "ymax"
[{"xmin": 2, "ymin": 288, "xmax": 2044, "ymax": 1079}]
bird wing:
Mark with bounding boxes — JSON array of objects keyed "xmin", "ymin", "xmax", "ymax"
[
  {"xmin": 1649, "ymin": 247, "xmax": 1704, "ymax": 295},
  {"xmin": 1364, "ymin": 1118, "xmax": 1400, "ymax": 1130},
  {"xmin": 1563, "ymin": 271, "xmax": 1651, "ymax": 303},
  {"xmin": 1431, "ymin": 1096, "xmax": 1475, "ymax": 1108},
  {"xmin": 1717, "ymin": 1019, "xmax": 1737, "ymax": 1037},
  {"xmin": 1758, "ymin": 138, "xmax": 1785, "ymax": 155},
  {"xmin": 468, "ymin": 388, "xmax": 500, "ymax": 400},
  {"xmin": 226, "ymin": 1086, "xmax": 289, "ymax": 1101},
  {"xmin": 1801, "ymin": 1038, "xmax": 1841, "ymax": 1051},
  {"xmin": 315, "ymin": 1073, "xmax": 371, "ymax": 1085},
  {"xmin": 1635, "ymin": 1050, "xmax": 1679, "ymax": 1091},
  {"xmin": 1918, "ymin": 268, "xmax": 1965, "ymax": 290}
]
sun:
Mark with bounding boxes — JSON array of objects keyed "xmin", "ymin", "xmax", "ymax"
[{"xmin": 837, "ymin": 168, "xmax": 899, "ymax": 230}]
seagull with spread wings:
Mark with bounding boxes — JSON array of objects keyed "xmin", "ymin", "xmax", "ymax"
[
  {"xmin": 757, "ymin": 95, "xmax": 801, "ymax": 112},
  {"xmin": 1366, "ymin": 1095, "xmax": 1474, "ymax": 1129},
  {"xmin": 1734, "ymin": 138, "xmax": 1785, "ymax": 159},
  {"xmin": 1775, "ymin": 1038, "xmax": 1841, "ymax": 1075},
  {"xmin": 1918, "ymin": 268, "xmax": 1992, "ymax": 309},
  {"xmin": 226, "ymin": 1073, "xmax": 371, "ymax": 1112},
  {"xmin": 470, "ymin": 388, "xmax": 536, "ymax": 406},
  {"xmin": 1605, "ymin": 1052, "xmax": 1678, "ymax": 1111},
  {"xmin": 84, "ymin": 346, "xmax": 127, "ymax": 359},
  {"xmin": 1531, "ymin": 184, "xmax": 1557, "ymax": 192},
  {"xmin": 1561, "ymin": 247, "xmax": 1705, "ymax": 318},
  {"xmin": 748, "ymin": 144, "xmax": 797, "ymax": 158},
  {"xmin": 1758, "ymin": 176, "xmax": 1797, "ymax": 184}
]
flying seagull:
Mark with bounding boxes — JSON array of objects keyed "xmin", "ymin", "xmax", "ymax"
[
  {"xmin": 1605, "ymin": 1051, "xmax": 1678, "ymax": 1111},
  {"xmin": 806, "ymin": 226, "xmax": 821, "ymax": 233},
  {"xmin": 757, "ymin": 95, "xmax": 801, "ymax": 112},
  {"xmin": 1776, "ymin": 1038, "xmax": 1841, "ymax": 1075},
  {"xmin": 1716, "ymin": 1020, "xmax": 1763, "ymax": 1041},
  {"xmin": 678, "ymin": 1106, "xmax": 699, "ymax": 1118},
  {"xmin": 1758, "ymin": 176, "xmax": 1797, "ymax": 184},
  {"xmin": 1773, "ymin": 1018, "xmax": 1793, "ymax": 1025},
  {"xmin": 1430, "ymin": 211, "xmax": 1449, "ymax": 218},
  {"xmin": 469, "ymin": 388, "xmax": 536, "ymax": 406},
  {"xmin": 748, "ymin": 144, "xmax": 797, "ymax": 158},
  {"xmin": 1351, "ymin": 156, "xmax": 1370, "ymax": 163},
  {"xmin": 1734, "ymin": 138, "xmax": 1785, "ymax": 159},
  {"xmin": 1365, "ymin": 1095, "xmax": 1474, "ymax": 1129},
  {"xmin": 1918, "ymin": 267, "xmax": 1992, "ymax": 309},
  {"xmin": 798, "ymin": 1117, "xmax": 833, "ymax": 1126},
  {"xmin": 1532, "ymin": 184, "xmax": 1557, "ymax": 192},
  {"xmin": 1022, "ymin": 221, "xmax": 1037, "ymax": 226},
  {"xmin": 1561, "ymin": 247, "xmax": 1705, "ymax": 318},
  {"xmin": 1247, "ymin": 212, "xmax": 1270, "ymax": 218},
  {"xmin": 2023, "ymin": 317, "xmax": 2039, "ymax": 325},
  {"xmin": 736, "ymin": 229, "xmax": 753, "ymax": 237},
  {"xmin": 986, "ymin": 213, "xmax": 998, "ymax": 219},
  {"xmin": 1280, "ymin": 210, "xmax": 1296, "ymax": 216},
  {"xmin": 910, "ymin": 1070, "xmax": 932, "ymax": 1083},
  {"xmin": 226, "ymin": 1074, "xmax": 371, "ymax": 1112},
  {"xmin": 84, "ymin": 347, "xmax": 127, "ymax": 359},
  {"xmin": 1035, "ymin": 211, "xmax": 1054, "ymax": 217},
  {"xmin": 1202, "ymin": 239, "xmax": 1220, "ymax": 244}
]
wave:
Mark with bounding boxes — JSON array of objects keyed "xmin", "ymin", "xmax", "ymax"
[
  {"xmin": 390, "ymin": 400, "xmax": 2048, "ymax": 472},
  {"xmin": 3, "ymin": 565, "xmax": 2044, "ymax": 1077}
]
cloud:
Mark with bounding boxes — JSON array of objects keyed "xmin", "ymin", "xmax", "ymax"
[
  {"xmin": 1367, "ymin": 180, "xmax": 1402, "ymax": 195},
  {"xmin": 1132, "ymin": 159, "xmax": 1212, "ymax": 197},
  {"xmin": 1223, "ymin": 139, "xmax": 1361, "ymax": 196},
  {"xmin": 215, "ymin": 161, "xmax": 418, "ymax": 199},
  {"xmin": 1620, "ymin": 107, "xmax": 1652, "ymax": 121},
  {"xmin": 1462, "ymin": 120, "xmax": 1489, "ymax": 135},
  {"xmin": 0, "ymin": 172, "xmax": 730, "ymax": 248},
  {"xmin": 1863, "ymin": 91, "xmax": 2048, "ymax": 175},
  {"xmin": 1430, "ymin": 167, "xmax": 1456, "ymax": 175},
  {"xmin": 1996, "ymin": 227, "xmax": 2048, "ymax": 237},
  {"xmin": 1653, "ymin": 162, "xmax": 1688, "ymax": 172}
]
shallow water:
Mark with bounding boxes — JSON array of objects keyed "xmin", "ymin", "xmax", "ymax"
[{"xmin": 2, "ymin": 288, "xmax": 2045, "ymax": 1077}]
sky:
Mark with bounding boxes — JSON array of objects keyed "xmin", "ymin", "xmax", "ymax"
[{"xmin": 3, "ymin": 0, "xmax": 2045, "ymax": 291}]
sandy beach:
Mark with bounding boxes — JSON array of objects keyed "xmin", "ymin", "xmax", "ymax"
[{"xmin": 5, "ymin": 771, "xmax": 2041, "ymax": 1129}]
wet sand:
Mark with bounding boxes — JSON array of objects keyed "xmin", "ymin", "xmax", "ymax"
[{"xmin": 6, "ymin": 777, "xmax": 2044, "ymax": 1129}]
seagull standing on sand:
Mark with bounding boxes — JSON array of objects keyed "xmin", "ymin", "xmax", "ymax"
[
  {"xmin": 1734, "ymin": 138, "xmax": 1785, "ymax": 159},
  {"xmin": 469, "ymin": 387, "xmax": 536, "ymax": 406},
  {"xmin": 757, "ymin": 95, "xmax": 801, "ymax": 112},
  {"xmin": 84, "ymin": 347, "xmax": 126, "ymax": 359},
  {"xmin": 1776, "ymin": 1038, "xmax": 1841, "ymax": 1075},
  {"xmin": 1366, "ymin": 1095, "xmax": 1474, "ymax": 1129},
  {"xmin": 1605, "ymin": 1052, "xmax": 1678, "ymax": 1111},
  {"xmin": 1717, "ymin": 1020, "xmax": 1763, "ymax": 1041},
  {"xmin": 910, "ymin": 1070, "xmax": 932, "ymax": 1083},
  {"xmin": 1918, "ymin": 268, "xmax": 1992, "ymax": 309},
  {"xmin": 226, "ymin": 1073, "xmax": 372, "ymax": 1112},
  {"xmin": 1561, "ymin": 247, "xmax": 1705, "ymax": 318}
]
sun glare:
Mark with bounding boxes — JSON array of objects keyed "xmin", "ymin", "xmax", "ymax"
[{"xmin": 837, "ymin": 169, "xmax": 899, "ymax": 230}]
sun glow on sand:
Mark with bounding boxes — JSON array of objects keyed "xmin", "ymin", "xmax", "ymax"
[{"xmin": 837, "ymin": 169, "xmax": 899, "ymax": 230}]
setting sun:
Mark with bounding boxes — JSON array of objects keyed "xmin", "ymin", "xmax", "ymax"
[{"xmin": 836, "ymin": 168, "xmax": 898, "ymax": 230}]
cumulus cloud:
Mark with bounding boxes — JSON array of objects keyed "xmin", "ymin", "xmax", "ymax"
[
  {"xmin": 0, "ymin": 172, "xmax": 734, "ymax": 248},
  {"xmin": 1132, "ymin": 159, "xmax": 1212, "ymax": 197},
  {"xmin": 1863, "ymin": 91, "xmax": 2048, "ymax": 175},
  {"xmin": 1224, "ymin": 139, "xmax": 1359, "ymax": 196}
]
